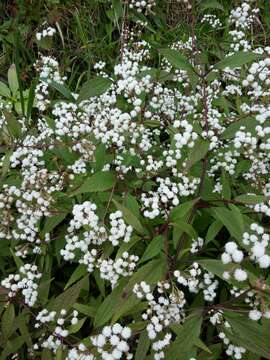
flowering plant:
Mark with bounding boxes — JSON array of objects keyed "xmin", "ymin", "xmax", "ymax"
[{"xmin": 0, "ymin": 0, "xmax": 270, "ymax": 359}]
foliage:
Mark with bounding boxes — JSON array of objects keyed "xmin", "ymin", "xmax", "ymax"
[{"xmin": 0, "ymin": 0, "xmax": 270, "ymax": 359}]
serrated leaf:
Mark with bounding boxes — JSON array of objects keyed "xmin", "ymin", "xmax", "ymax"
[
  {"xmin": 224, "ymin": 312, "xmax": 270, "ymax": 359},
  {"xmin": 1, "ymin": 304, "xmax": 15, "ymax": 339},
  {"xmin": 159, "ymin": 48, "xmax": 195, "ymax": 73},
  {"xmin": 113, "ymin": 199, "xmax": 146, "ymax": 235},
  {"xmin": 165, "ymin": 314, "xmax": 202, "ymax": 360},
  {"xmin": 64, "ymin": 265, "xmax": 88, "ymax": 290},
  {"xmin": 139, "ymin": 235, "xmax": 163, "ymax": 263},
  {"xmin": 48, "ymin": 276, "xmax": 88, "ymax": 313},
  {"xmin": 214, "ymin": 52, "xmax": 259, "ymax": 70},
  {"xmin": 71, "ymin": 171, "xmax": 116, "ymax": 195},
  {"xmin": 135, "ymin": 330, "xmax": 150, "ymax": 360},
  {"xmin": 212, "ymin": 207, "xmax": 243, "ymax": 241},
  {"xmin": 185, "ymin": 139, "xmax": 210, "ymax": 170},
  {"xmin": 78, "ymin": 77, "xmax": 112, "ymax": 102},
  {"xmin": 42, "ymin": 79, "xmax": 75, "ymax": 101},
  {"xmin": 235, "ymin": 194, "xmax": 266, "ymax": 205}
]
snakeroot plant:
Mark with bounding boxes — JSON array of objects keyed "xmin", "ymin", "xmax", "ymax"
[{"xmin": 0, "ymin": 0, "xmax": 270, "ymax": 359}]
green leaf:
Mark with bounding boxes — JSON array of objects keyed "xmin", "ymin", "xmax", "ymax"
[
  {"xmin": 159, "ymin": 48, "xmax": 195, "ymax": 73},
  {"xmin": 185, "ymin": 139, "xmax": 210, "ymax": 170},
  {"xmin": 234, "ymin": 194, "xmax": 266, "ymax": 205},
  {"xmin": 221, "ymin": 171, "xmax": 231, "ymax": 200},
  {"xmin": 42, "ymin": 212, "xmax": 68, "ymax": 235},
  {"xmin": 71, "ymin": 171, "xmax": 116, "ymax": 195},
  {"xmin": 205, "ymin": 220, "xmax": 223, "ymax": 244},
  {"xmin": 172, "ymin": 220, "xmax": 197, "ymax": 248},
  {"xmin": 224, "ymin": 312, "xmax": 270, "ymax": 359},
  {"xmin": 68, "ymin": 317, "xmax": 86, "ymax": 334},
  {"xmin": 214, "ymin": 52, "xmax": 259, "ymax": 70},
  {"xmin": 166, "ymin": 314, "xmax": 202, "ymax": 360},
  {"xmin": 64, "ymin": 265, "xmax": 88, "ymax": 290},
  {"xmin": 0, "ymin": 81, "xmax": 11, "ymax": 97},
  {"xmin": 94, "ymin": 279, "xmax": 126, "ymax": 327},
  {"xmin": 113, "ymin": 199, "xmax": 146, "ymax": 235},
  {"xmin": 78, "ymin": 77, "xmax": 112, "ymax": 102},
  {"xmin": 135, "ymin": 330, "xmax": 150, "ymax": 360},
  {"xmin": 0, "ymin": 336, "xmax": 25, "ymax": 360},
  {"xmin": 169, "ymin": 199, "xmax": 198, "ymax": 221},
  {"xmin": 26, "ymin": 79, "xmax": 37, "ymax": 120},
  {"xmin": 212, "ymin": 207, "xmax": 243, "ymax": 241},
  {"xmin": 7, "ymin": 64, "xmax": 19, "ymax": 94},
  {"xmin": 73, "ymin": 303, "xmax": 97, "ymax": 318},
  {"xmin": 200, "ymin": 0, "xmax": 224, "ymax": 11},
  {"xmin": 47, "ymin": 79, "xmax": 75, "ymax": 101},
  {"xmin": 221, "ymin": 117, "xmax": 256, "ymax": 139},
  {"xmin": 139, "ymin": 235, "xmax": 163, "ymax": 263},
  {"xmin": 3, "ymin": 111, "xmax": 22, "ymax": 138},
  {"xmin": 48, "ymin": 276, "xmax": 88, "ymax": 313},
  {"xmin": 1, "ymin": 304, "xmax": 15, "ymax": 339}
]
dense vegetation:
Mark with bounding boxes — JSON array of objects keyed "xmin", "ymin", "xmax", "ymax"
[{"xmin": 1, "ymin": 0, "xmax": 270, "ymax": 359}]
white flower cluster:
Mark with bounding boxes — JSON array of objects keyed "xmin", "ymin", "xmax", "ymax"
[
  {"xmin": 91, "ymin": 323, "xmax": 132, "ymax": 360},
  {"xmin": 109, "ymin": 211, "xmax": 133, "ymax": 245},
  {"xmin": 98, "ymin": 252, "xmax": 138, "ymax": 288},
  {"xmin": 36, "ymin": 26, "xmax": 56, "ymax": 41},
  {"xmin": 129, "ymin": 0, "xmax": 156, "ymax": 13},
  {"xmin": 174, "ymin": 262, "xmax": 218, "ymax": 302},
  {"xmin": 152, "ymin": 333, "xmax": 172, "ymax": 360},
  {"xmin": 133, "ymin": 281, "xmax": 185, "ymax": 339},
  {"xmin": 190, "ymin": 237, "xmax": 204, "ymax": 253},
  {"xmin": 141, "ymin": 175, "xmax": 199, "ymax": 219},
  {"xmin": 1, "ymin": 264, "xmax": 41, "ymax": 306},
  {"xmin": 33, "ymin": 309, "xmax": 79, "ymax": 353},
  {"xmin": 218, "ymin": 332, "xmax": 246, "ymax": 359},
  {"xmin": 35, "ymin": 56, "xmax": 66, "ymax": 111},
  {"xmin": 201, "ymin": 14, "xmax": 222, "ymax": 29}
]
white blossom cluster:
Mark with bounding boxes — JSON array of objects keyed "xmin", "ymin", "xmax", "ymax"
[
  {"xmin": 91, "ymin": 323, "xmax": 132, "ymax": 360},
  {"xmin": 36, "ymin": 26, "xmax": 56, "ymax": 41},
  {"xmin": 33, "ymin": 308, "xmax": 80, "ymax": 353},
  {"xmin": 129, "ymin": 0, "xmax": 156, "ymax": 14},
  {"xmin": 201, "ymin": 14, "xmax": 222, "ymax": 29},
  {"xmin": 174, "ymin": 262, "xmax": 218, "ymax": 302},
  {"xmin": 133, "ymin": 281, "xmax": 186, "ymax": 339},
  {"xmin": 1, "ymin": 264, "xmax": 41, "ymax": 306}
]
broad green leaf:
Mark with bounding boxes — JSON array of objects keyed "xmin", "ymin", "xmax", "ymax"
[
  {"xmin": 3, "ymin": 111, "xmax": 22, "ymax": 138},
  {"xmin": 71, "ymin": 171, "xmax": 116, "ymax": 195},
  {"xmin": 172, "ymin": 220, "xmax": 197, "ymax": 248},
  {"xmin": 224, "ymin": 312, "xmax": 270, "ymax": 359},
  {"xmin": 0, "ymin": 81, "xmax": 10, "ymax": 97},
  {"xmin": 212, "ymin": 207, "xmax": 243, "ymax": 241},
  {"xmin": 73, "ymin": 303, "xmax": 97, "ymax": 318},
  {"xmin": 78, "ymin": 77, "xmax": 112, "ymax": 102},
  {"xmin": 200, "ymin": 0, "xmax": 224, "ymax": 11},
  {"xmin": 8, "ymin": 64, "xmax": 19, "ymax": 94},
  {"xmin": 221, "ymin": 117, "xmax": 256, "ymax": 139},
  {"xmin": 1, "ymin": 304, "xmax": 15, "ymax": 339},
  {"xmin": 234, "ymin": 194, "xmax": 266, "ymax": 205},
  {"xmin": 68, "ymin": 317, "xmax": 86, "ymax": 334},
  {"xmin": 221, "ymin": 171, "xmax": 231, "ymax": 200},
  {"xmin": 185, "ymin": 139, "xmax": 210, "ymax": 170},
  {"xmin": 64, "ymin": 264, "xmax": 88, "ymax": 290},
  {"xmin": 205, "ymin": 220, "xmax": 223, "ymax": 244},
  {"xmin": 42, "ymin": 212, "xmax": 68, "ymax": 235},
  {"xmin": 94, "ymin": 279, "xmax": 127, "ymax": 327},
  {"xmin": 43, "ymin": 79, "xmax": 75, "ymax": 101},
  {"xmin": 0, "ymin": 336, "xmax": 25, "ymax": 360},
  {"xmin": 159, "ymin": 48, "xmax": 195, "ymax": 73},
  {"xmin": 26, "ymin": 79, "xmax": 37, "ymax": 120},
  {"xmin": 48, "ymin": 276, "xmax": 88, "ymax": 313},
  {"xmin": 139, "ymin": 235, "xmax": 164, "ymax": 263},
  {"xmin": 135, "ymin": 330, "xmax": 150, "ymax": 360},
  {"xmin": 169, "ymin": 199, "xmax": 198, "ymax": 221},
  {"xmin": 214, "ymin": 52, "xmax": 259, "ymax": 70},
  {"xmin": 166, "ymin": 314, "xmax": 202, "ymax": 360},
  {"xmin": 113, "ymin": 199, "xmax": 146, "ymax": 235}
]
